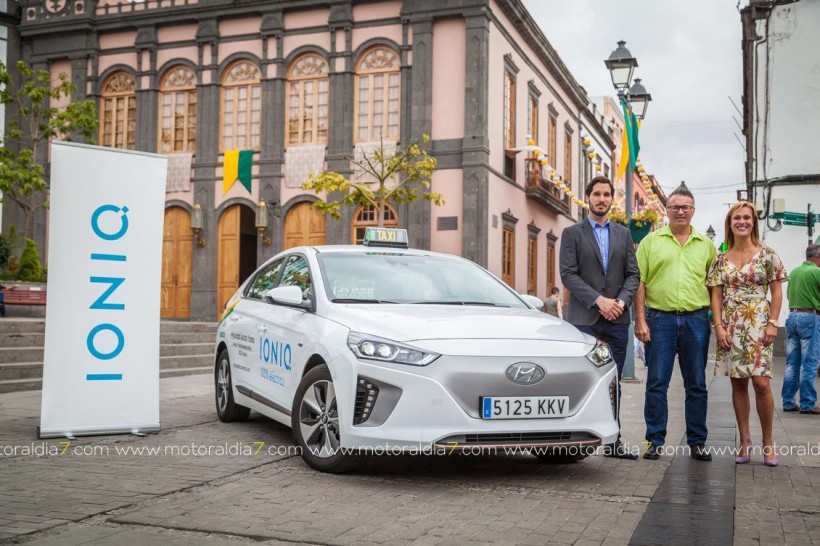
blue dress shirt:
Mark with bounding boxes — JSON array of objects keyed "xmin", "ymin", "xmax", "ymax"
[{"xmin": 588, "ymin": 217, "xmax": 610, "ymax": 275}]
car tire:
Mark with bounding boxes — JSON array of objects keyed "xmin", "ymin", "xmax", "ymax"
[
  {"xmin": 292, "ymin": 364, "xmax": 365, "ymax": 473},
  {"xmin": 532, "ymin": 445, "xmax": 594, "ymax": 463},
  {"xmin": 215, "ymin": 348, "xmax": 250, "ymax": 422}
]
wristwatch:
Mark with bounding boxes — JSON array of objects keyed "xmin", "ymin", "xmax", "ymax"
[
  {"xmin": 767, "ymin": 319, "xmax": 779, "ymax": 328},
  {"xmin": 616, "ymin": 299, "xmax": 625, "ymax": 308}
]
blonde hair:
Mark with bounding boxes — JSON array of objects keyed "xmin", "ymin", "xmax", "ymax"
[{"xmin": 724, "ymin": 201, "xmax": 760, "ymax": 249}]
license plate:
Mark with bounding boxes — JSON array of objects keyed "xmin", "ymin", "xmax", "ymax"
[{"xmin": 481, "ymin": 396, "xmax": 570, "ymax": 419}]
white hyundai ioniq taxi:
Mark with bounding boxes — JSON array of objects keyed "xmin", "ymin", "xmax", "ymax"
[{"xmin": 215, "ymin": 228, "xmax": 618, "ymax": 472}]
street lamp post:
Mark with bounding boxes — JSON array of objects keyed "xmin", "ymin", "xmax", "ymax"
[
  {"xmin": 604, "ymin": 40, "xmax": 652, "ymax": 382},
  {"xmin": 604, "ymin": 41, "xmax": 652, "ymax": 219}
]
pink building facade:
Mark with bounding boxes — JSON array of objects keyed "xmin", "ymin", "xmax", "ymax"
[{"xmin": 9, "ymin": 0, "xmax": 598, "ymax": 319}]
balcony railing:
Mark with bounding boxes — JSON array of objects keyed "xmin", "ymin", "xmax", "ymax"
[
  {"xmin": 524, "ymin": 158, "xmax": 571, "ymax": 215},
  {"xmin": 96, "ymin": 0, "xmax": 198, "ymax": 16}
]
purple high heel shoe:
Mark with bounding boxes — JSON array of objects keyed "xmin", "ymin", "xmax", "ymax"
[
  {"xmin": 735, "ymin": 442, "xmax": 752, "ymax": 464},
  {"xmin": 763, "ymin": 444, "xmax": 778, "ymax": 466}
]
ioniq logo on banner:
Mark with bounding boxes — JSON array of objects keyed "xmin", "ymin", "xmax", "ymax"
[{"xmin": 39, "ymin": 142, "xmax": 167, "ymax": 439}]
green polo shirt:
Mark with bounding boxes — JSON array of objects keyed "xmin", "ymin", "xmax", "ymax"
[
  {"xmin": 636, "ymin": 225, "xmax": 717, "ymax": 312},
  {"xmin": 787, "ymin": 261, "xmax": 820, "ymax": 311}
]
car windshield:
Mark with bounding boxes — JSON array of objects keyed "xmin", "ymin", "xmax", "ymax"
[{"xmin": 317, "ymin": 252, "xmax": 527, "ymax": 308}]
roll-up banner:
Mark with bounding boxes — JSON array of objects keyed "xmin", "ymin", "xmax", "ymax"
[{"xmin": 39, "ymin": 142, "xmax": 167, "ymax": 438}]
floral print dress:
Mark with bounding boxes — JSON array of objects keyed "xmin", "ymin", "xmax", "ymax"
[{"xmin": 706, "ymin": 246, "xmax": 787, "ymax": 378}]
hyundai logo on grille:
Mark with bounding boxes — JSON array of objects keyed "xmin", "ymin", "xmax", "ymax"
[{"xmin": 506, "ymin": 362, "xmax": 545, "ymax": 385}]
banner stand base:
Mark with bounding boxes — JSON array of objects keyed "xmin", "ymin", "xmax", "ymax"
[{"xmin": 37, "ymin": 424, "xmax": 161, "ymax": 439}]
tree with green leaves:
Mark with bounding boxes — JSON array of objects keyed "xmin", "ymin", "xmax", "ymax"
[
  {"xmin": 0, "ymin": 60, "xmax": 99, "ymax": 238},
  {"xmin": 302, "ymin": 134, "xmax": 443, "ymax": 228}
]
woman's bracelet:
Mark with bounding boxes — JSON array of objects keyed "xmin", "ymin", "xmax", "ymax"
[{"xmin": 713, "ymin": 323, "xmax": 726, "ymax": 330}]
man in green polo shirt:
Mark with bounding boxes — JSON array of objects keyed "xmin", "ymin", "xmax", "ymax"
[
  {"xmin": 782, "ymin": 244, "xmax": 820, "ymax": 414},
  {"xmin": 635, "ymin": 183, "xmax": 717, "ymax": 461}
]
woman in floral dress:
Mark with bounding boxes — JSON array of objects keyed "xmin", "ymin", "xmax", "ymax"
[{"xmin": 707, "ymin": 202, "xmax": 786, "ymax": 466}]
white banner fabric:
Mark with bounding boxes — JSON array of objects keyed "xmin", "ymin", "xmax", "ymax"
[{"xmin": 39, "ymin": 142, "xmax": 167, "ymax": 438}]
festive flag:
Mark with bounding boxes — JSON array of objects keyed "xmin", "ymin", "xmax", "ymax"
[
  {"xmin": 616, "ymin": 102, "xmax": 641, "ymax": 182},
  {"xmin": 617, "ymin": 114, "xmax": 630, "ymax": 182},
  {"xmin": 222, "ymin": 149, "xmax": 253, "ymax": 194}
]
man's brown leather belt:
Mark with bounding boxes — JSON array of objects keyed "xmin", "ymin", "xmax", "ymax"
[{"xmin": 790, "ymin": 308, "xmax": 820, "ymax": 315}]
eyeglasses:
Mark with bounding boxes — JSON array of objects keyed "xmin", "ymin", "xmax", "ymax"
[{"xmin": 668, "ymin": 205, "xmax": 694, "ymax": 213}]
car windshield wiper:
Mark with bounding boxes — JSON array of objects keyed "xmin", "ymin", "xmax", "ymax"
[
  {"xmin": 409, "ymin": 301, "xmax": 509, "ymax": 307},
  {"xmin": 331, "ymin": 298, "xmax": 398, "ymax": 304}
]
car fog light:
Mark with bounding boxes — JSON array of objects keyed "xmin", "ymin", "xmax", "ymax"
[
  {"xmin": 355, "ymin": 377, "xmax": 380, "ymax": 425},
  {"xmin": 609, "ymin": 377, "xmax": 618, "ymax": 419}
]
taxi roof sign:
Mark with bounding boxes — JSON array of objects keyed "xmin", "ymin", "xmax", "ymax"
[{"xmin": 362, "ymin": 227, "xmax": 409, "ymax": 248}]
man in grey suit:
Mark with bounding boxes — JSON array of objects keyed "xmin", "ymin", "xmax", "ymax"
[{"xmin": 560, "ymin": 176, "xmax": 640, "ymax": 459}]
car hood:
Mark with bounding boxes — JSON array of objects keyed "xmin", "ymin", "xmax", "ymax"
[{"xmin": 325, "ymin": 304, "xmax": 594, "ymax": 353}]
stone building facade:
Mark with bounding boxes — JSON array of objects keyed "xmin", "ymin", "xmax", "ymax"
[{"xmin": 6, "ymin": 0, "xmax": 600, "ymax": 319}]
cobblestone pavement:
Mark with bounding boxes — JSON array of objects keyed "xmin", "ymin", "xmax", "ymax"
[{"xmin": 0, "ymin": 345, "xmax": 817, "ymax": 545}]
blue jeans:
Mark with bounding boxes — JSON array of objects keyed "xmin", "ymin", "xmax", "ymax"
[
  {"xmin": 782, "ymin": 311, "xmax": 820, "ymax": 411},
  {"xmin": 644, "ymin": 308, "xmax": 711, "ymax": 446},
  {"xmin": 576, "ymin": 321, "xmax": 629, "ymax": 442}
]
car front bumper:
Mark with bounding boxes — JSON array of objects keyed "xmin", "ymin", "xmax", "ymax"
[{"xmin": 329, "ymin": 352, "xmax": 620, "ymax": 452}]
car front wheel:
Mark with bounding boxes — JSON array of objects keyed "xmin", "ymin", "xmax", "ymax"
[
  {"xmin": 292, "ymin": 364, "xmax": 364, "ymax": 473},
  {"xmin": 215, "ymin": 348, "xmax": 250, "ymax": 422}
]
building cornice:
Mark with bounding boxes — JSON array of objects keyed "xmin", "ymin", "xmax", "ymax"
[
  {"xmin": 580, "ymin": 108, "xmax": 616, "ymax": 151},
  {"xmin": 493, "ymin": 0, "xmax": 588, "ymax": 111}
]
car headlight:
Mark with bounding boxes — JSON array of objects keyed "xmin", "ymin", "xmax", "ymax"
[
  {"xmin": 347, "ymin": 332, "xmax": 440, "ymax": 366},
  {"xmin": 586, "ymin": 340, "xmax": 614, "ymax": 367}
]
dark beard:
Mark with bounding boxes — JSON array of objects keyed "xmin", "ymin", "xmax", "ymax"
[{"xmin": 589, "ymin": 202, "xmax": 612, "ymax": 219}]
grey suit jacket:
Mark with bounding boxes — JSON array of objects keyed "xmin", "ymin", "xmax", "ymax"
[{"xmin": 559, "ymin": 219, "xmax": 640, "ymax": 326}]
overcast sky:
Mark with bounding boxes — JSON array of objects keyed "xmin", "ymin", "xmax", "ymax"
[{"xmin": 522, "ymin": 0, "xmax": 746, "ymax": 240}]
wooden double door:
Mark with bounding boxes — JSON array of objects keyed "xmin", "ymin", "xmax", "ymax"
[
  {"xmin": 284, "ymin": 202, "xmax": 326, "ymax": 249},
  {"xmin": 161, "ymin": 207, "xmax": 193, "ymax": 318},
  {"xmin": 215, "ymin": 202, "xmax": 327, "ymax": 317}
]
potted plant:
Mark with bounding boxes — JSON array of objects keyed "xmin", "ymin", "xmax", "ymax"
[{"xmin": 609, "ymin": 203, "xmax": 663, "ymax": 243}]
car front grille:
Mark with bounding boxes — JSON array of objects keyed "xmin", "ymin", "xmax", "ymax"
[
  {"xmin": 435, "ymin": 431, "xmax": 598, "ymax": 447},
  {"xmin": 464, "ymin": 432, "xmax": 571, "ymax": 444}
]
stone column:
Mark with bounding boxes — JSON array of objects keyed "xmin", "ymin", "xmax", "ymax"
[
  {"xmin": 263, "ymin": 12, "xmax": 288, "ymax": 257},
  {"xmin": 326, "ymin": 4, "xmax": 354, "ymax": 245},
  {"xmin": 135, "ymin": 27, "xmax": 158, "ymax": 152},
  {"xmin": 189, "ymin": 21, "xmax": 220, "ymax": 320},
  {"xmin": 259, "ymin": 11, "xmax": 284, "ymax": 261},
  {"xmin": 404, "ymin": 17, "xmax": 434, "ymax": 250},
  {"xmin": 461, "ymin": 10, "xmax": 491, "ymax": 267}
]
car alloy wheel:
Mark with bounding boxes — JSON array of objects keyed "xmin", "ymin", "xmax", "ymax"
[
  {"xmin": 292, "ymin": 364, "xmax": 364, "ymax": 473},
  {"xmin": 214, "ymin": 348, "xmax": 249, "ymax": 422},
  {"xmin": 299, "ymin": 379, "xmax": 340, "ymax": 458}
]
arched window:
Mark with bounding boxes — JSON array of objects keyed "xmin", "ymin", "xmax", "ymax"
[
  {"xmin": 159, "ymin": 65, "xmax": 197, "ymax": 153},
  {"xmin": 221, "ymin": 60, "xmax": 261, "ymax": 151},
  {"xmin": 287, "ymin": 53, "xmax": 329, "ymax": 147},
  {"xmin": 100, "ymin": 71, "xmax": 136, "ymax": 150},
  {"xmin": 351, "ymin": 203, "xmax": 398, "ymax": 244},
  {"xmin": 355, "ymin": 47, "xmax": 400, "ymax": 142}
]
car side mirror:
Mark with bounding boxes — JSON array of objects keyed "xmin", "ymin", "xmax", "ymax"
[
  {"xmin": 520, "ymin": 294, "xmax": 545, "ymax": 311},
  {"xmin": 264, "ymin": 286, "xmax": 304, "ymax": 306}
]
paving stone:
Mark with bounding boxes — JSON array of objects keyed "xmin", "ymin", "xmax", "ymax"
[{"xmin": 0, "ymin": 346, "xmax": 818, "ymax": 545}]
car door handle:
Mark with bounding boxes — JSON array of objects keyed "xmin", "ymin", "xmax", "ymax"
[{"xmin": 256, "ymin": 323, "xmax": 267, "ymax": 332}]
